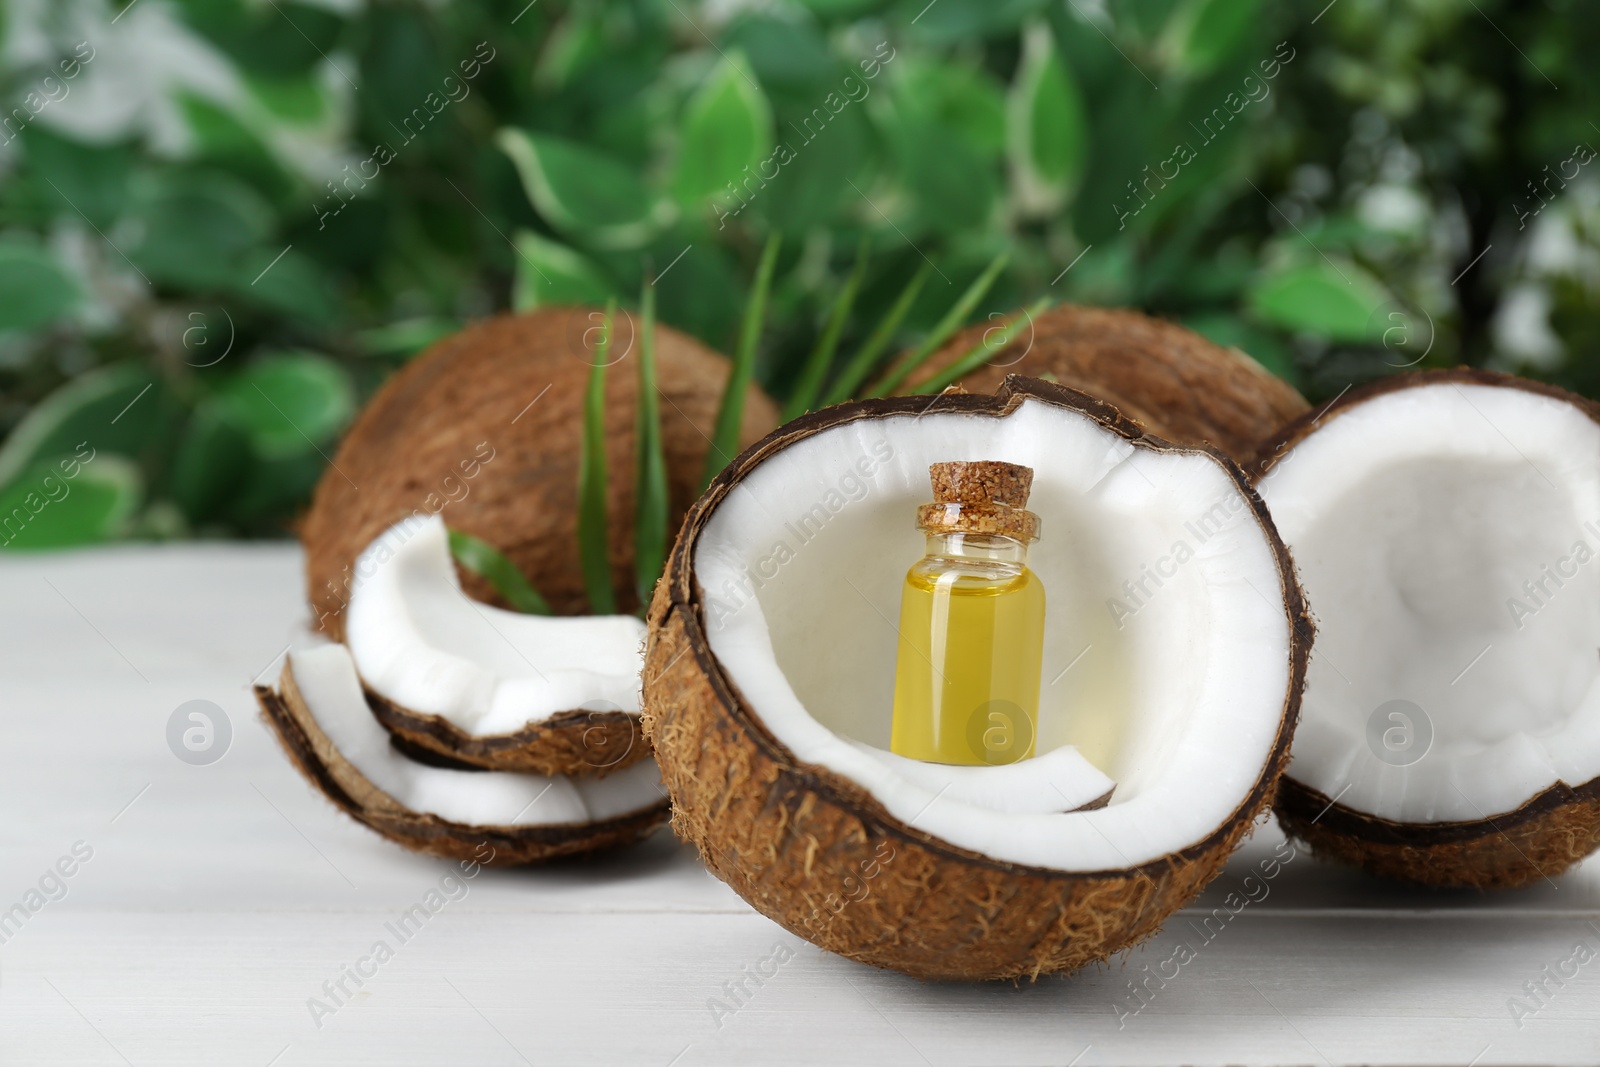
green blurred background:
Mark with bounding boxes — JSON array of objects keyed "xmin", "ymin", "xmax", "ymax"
[{"xmin": 0, "ymin": 0, "xmax": 1595, "ymax": 547}]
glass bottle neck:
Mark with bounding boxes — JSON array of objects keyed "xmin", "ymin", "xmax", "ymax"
[{"xmin": 921, "ymin": 531, "xmax": 1029, "ymax": 566}]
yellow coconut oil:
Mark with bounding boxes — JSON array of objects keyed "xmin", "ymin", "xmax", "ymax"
[{"xmin": 890, "ymin": 462, "xmax": 1046, "ymax": 766}]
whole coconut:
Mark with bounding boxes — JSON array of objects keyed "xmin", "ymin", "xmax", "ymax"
[
  {"xmin": 896, "ymin": 303, "xmax": 1307, "ymax": 465},
  {"xmin": 302, "ymin": 308, "xmax": 779, "ymax": 637}
]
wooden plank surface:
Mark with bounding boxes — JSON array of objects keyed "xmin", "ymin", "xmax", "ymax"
[{"xmin": 1, "ymin": 545, "xmax": 1596, "ymax": 1065}]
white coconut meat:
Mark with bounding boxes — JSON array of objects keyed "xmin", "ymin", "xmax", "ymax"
[
  {"xmin": 693, "ymin": 397, "xmax": 1294, "ymax": 872},
  {"xmin": 345, "ymin": 515, "xmax": 646, "ymax": 736},
  {"xmin": 288, "ymin": 643, "xmax": 665, "ymax": 825},
  {"xmin": 1258, "ymin": 380, "xmax": 1600, "ymax": 823},
  {"xmin": 847, "ymin": 740, "xmax": 1114, "ymax": 814}
]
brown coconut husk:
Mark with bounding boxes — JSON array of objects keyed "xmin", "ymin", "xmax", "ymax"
[
  {"xmin": 256, "ymin": 662, "xmax": 668, "ymax": 865},
  {"xmin": 297, "ymin": 308, "xmax": 776, "ymax": 775},
  {"xmin": 301, "ymin": 307, "xmax": 779, "ymax": 637},
  {"xmin": 364, "ymin": 690, "xmax": 646, "ymax": 777},
  {"xmin": 1276, "ymin": 777, "xmax": 1600, "ymax": 890},
  {"xmin": 1254, "ymin": 367, "xmax": 1600, "ymax": 889},
  {"xmin": 891, "ymin": 304, "xmax": 1308, "ymax": 465},
  {"xmin": 643, "ymin": 375, "xmax": 1312, "ymax": 980}
]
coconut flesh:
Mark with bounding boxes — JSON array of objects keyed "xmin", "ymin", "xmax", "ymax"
[
  {"xmin": 289, "ymin": 643, "xmax": 663, "ymax": 824},
  {"xmin": 646, "ymin": 378, "xmax": 1308, "ymax": 978},
  {"xmin": 346, "ymin": 514, "xmax": 646, "ymax": 743},
  {"xmin": 692, "ymin": 393, "xmax": 1292, "ymax": 868},
  {"xmin": 1256, "ymin": 371, "xmax": 1600, "ymax": 884},
  {"xmin": 844, "ymin": 739, "xmax": 1113, "ymax": 815}
]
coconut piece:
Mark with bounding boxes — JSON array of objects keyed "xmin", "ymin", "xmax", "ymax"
[
  {"xmin": 255, "ymin": 644, "xmax": 668, "ymax": 865},
  {"xmin": 894, "ymin": 304, "xmax": 1308, "ymax": 465},
  {"xmin": 345, "ymin": 515, "xmax": 649, "ymax": 776},
  {"xmin": 301, "ymin": 308, "xmax": 779, "ymax": 636},
  {"xmin": 845, "ymin": 741, "xmax": 1115, "ymax": 814},
  {"xmin": 644, "ymin": 375, "xmax": 1309, "ymax": 980},
  {"xmin": 1255, "ymin": 368, "xmax": 1600, "ymax": 888}
]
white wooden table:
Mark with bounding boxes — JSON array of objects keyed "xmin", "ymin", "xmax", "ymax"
[{"xmin": 1, "ymin": 545, "xmax": 1596, "ymax": 1066}]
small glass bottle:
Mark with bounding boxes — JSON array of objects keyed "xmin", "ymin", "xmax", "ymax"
[{"xmin": 890, "ymin": 461, "xmax": 1046, "ymax": 766}]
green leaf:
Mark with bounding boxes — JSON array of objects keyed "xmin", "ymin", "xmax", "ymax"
[
  {"xmin": 913, "ymin": 295, "xmax": 1055, "ymax": 394},
  {"xmin": 234, "ymin": 246, "xmax": 337, "ymax": 326},
  {"xmin": 1159, "ymin": 0, "xmax": 1262, "ymax": 77},
  {"xmin": 791, "ymin": 0, "xmax": 884, "ymax": 23},
  {"xmin": 1247, "ymin": 261, "xmax": 1391, "ymax": 343},
  {"xmin": 245, "ymin": 73, "xmax": 333, "ymax": 126},
  {"xmin": 168, "ymin": 399, "xmax": 253, "ymax": 523},
  {"xmin": 534, "ymin": 10, "xmax": 610, "ymax": 90},
  {"xmin": 1069, "ymin": 79, "xmax": 1164, "ymax": 245},
  {"xmin": 0, "ymin": 364, "xmax": 165, "ymax": 487},
  {"xmin": 702, "ymin": 234, "xmax": 779, "ymax": 490},
  {"xmin": 0, "ymin": 242, "xmax": 81, "ymax": 334},
  {"xmin": 357, "ymin": 318, "xmax": 458, "ymax": 359},
  {"xmin": 448, "ymin": 529, "xmax": 552, "ymax": 615},
  {"xmin": 759, "ymin": 98, "xmax": 873, "ymax": 230},
  {"xmin": 177, "ymin": 0, "xmax": 342, "ymax": 78},
  {"xmin": 21, "ymin": 128, "xmax": 133, "ymax": 229},
  {"xmin": 647, "ymin": 236, "xmax": 744, "ymax": 347},
  {"xmin": 722, "ymin": 15, "xmax": 838, "ymax": 93},
  {"xmin": 215, "ymin": 353, "xmax": 355, "ymax": 459},
  {"xmin": 897, "ymin": 59, "xmax": 1007, "ymax": 160},
  {"xmin": 511, "ymin": 230, "xmax": 616, "ymax": 310},
  {"xmin": 823, "ymin": 263, "xmax": 931, "ymax": 406},
  {"xmin": 784, "ymin": 239, "xmax": 869, "ymax": 419},
  {"xmin": 178, "ymin": 92, "xmax": 294, "ymax": 201},
  {"xmin": 578, "ymin": 302, "xmax": 616, "ymax": 615},
  {"xmin": 906, "ymin": 0, "xmax": 1040, "ymax": 43},
  {"xmin": 126, "ymin": 171, "xmax": 274, "ymax": 291},
  {"xmin": 1007, "ymin": 21, "xmax": 1089, "ymax": 205},
  {"xmin": 221, "ymin": 451, "xmax": 324, "ymax": 527},
  {"xmin": 871, "ymin": 249, "xmax": 1010, "ymax": 397},
  {"xmin": 672, "ymin": 54, "xmax": 774, "ymax": 207},
  {"xmin": 0, "ymin": 456, "xmax": 142, "ymax": 550},
  {"xmin": 497, "ymin": 129, "xmax": 660, "ymax": 247},
  {"xmin": 634, "ymin": 289, "xmax": 669, "ymax": 607},
  {"xmin": 887, "ymin": 112, "xmax": 999, "ymax": 234}
]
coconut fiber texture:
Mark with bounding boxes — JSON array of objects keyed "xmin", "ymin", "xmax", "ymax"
[
  {"xmin": 643, "ymin": 376, "xmax": 1312, "ymax": 980},
  {"xmin": 1276, "ymin": 776, "xmax": 1600, "ymax": 889},
  {"xmin": 301, "ymin": 308, "xmax": 780, "ymax": 637},
  {"xmin": 365, "ymin": 689, "xmax": 647, "ymax": 777},
  {"xmin": 896, "ymin": 304, "xmax": 1308, "ymax": 466}
]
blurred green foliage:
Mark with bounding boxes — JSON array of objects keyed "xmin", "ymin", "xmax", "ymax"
[{"xmin": 1, "ymin": 0, "xmax": 1597, "ymax": 547}]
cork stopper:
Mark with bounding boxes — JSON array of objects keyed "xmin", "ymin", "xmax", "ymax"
[{"xmin": 916, "ymin": 461, "xmax": 1041, "ymax": 542}]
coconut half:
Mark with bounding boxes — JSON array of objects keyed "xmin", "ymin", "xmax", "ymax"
[
  {"xmin": 345, "ymin": 515, "xmax": 648, "ymax": 775},
  {"xmin": 1256, "ymin": 369, "xmax": 1600, "ymax": 888},
  {"xmin": 644, "ymin": 376, "xmax": 1309, "ymax": 980},
  {"xmin": 255, "ymin": 644, "xmax": 669, "ymax": 864},
  {"xmin": 898, "ymin": 304, "xmax": 1309, "ymax": 465}
]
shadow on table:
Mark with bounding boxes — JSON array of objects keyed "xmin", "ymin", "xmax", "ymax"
[
  {"xmin": 1194, "ymin": 820, "xmax": 1587, "ymax": 914},
  {"xmin": 488, "ymin": 830, "xmax": 703, "ymax": 886}
]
